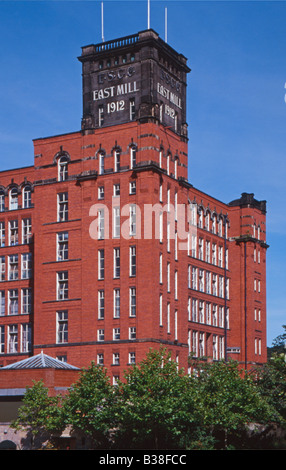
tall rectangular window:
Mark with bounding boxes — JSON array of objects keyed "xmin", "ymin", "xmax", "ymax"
[
  {"xmin": 114, "ymin": 150, "xmax": 120, "ymax": 172},
  {"xmin": 21, "ymin": 253, "xmax": 32, "ymax": 279},
  {"xmin": 9, "ymin": 220, "xmax": 18, "ymax": 246},
  {"xmin": 22, "ymin": 218, "xmax": 32, "ymax": 244},
  {"xmin": 130, "ymin": 246, "xmax": 136, "ymax": 276},
  {"xmin": 98, "ymin": 208, "xmax": 105, "ymax": 239},
  {"xmin": 113, "ymin": 207, "xmax": 120, "ymax": 238},
  {"xmin": 98, "ymin": 290, "xmax": 105, "ymax": 319},
  {"xmin": 98, "ymin": 105, "xmax": 104, "ymax": 127},
  {"xmin": 58, "ymin": 193, "xmax": 68, "ymax": 222},
  {"xmin": 8, "ymin": 324, "xmax": 18, "ymax": 353},
  {"xmin": 57, "ymin": 232, "xmax": 68, "ymax": 261},
  {"xmin": 98, "ymin": 249, "xmax": 104, "ymax": 279},
  {"xmin": 57, "ymin": 311, "xmax": 68, "ymax": 343},
  {"xmin": 21, "ymin": 324, "xmax": 32, "ymax": 353},
  {"xmin": 130, "ymin": 204, "xmax": 136, "ymax": 236},
  {"xmin": 130, "ymin": 146, "xmax": 136, "ymax": 168},
  {"xmin": 114, "ymin": 248, "xmax": 120, "ymax": 278},
  {"xmin": 129, "ymin": 287, "xmax": 136, "ymax": 317},
  {"xmin": 114, "ymin": 289, "xmax": 120, "ymax": 318},
  {"xmin": 0, "ymin": 291, "xmax": 5, "ymax": 316},
  {"xmin": 0, "ymin": 326, "xmax": 4, "ymax": 353},
  {"xmin": 8, "ymin": 289, "xmax": 18, "ymax": 315},
  {"xmin": 22, "ymin": 288, "xmax": 32, "ymax": 315},
  {"xmin": 0, "ymin": 256, "xmax": 5, "ymax": 281},
  {"xmin": 0, "ymin": 221, "xmax": 5, "ymax": 247},
  {"xmin": 57, "ymin": 271, "xmax": 68, "ymax": 300},
  {"xmin": 130, "ymin": 99, "xmax": 135, "ymax": 121},
  {"xmin": 0, "ymin": 192, "xmax": 5, "ymax": 212},
  {"xmin": 97, "ymin": 329, "xmax": 104, "ymax": 341},
  {"xmin": 8, "ymin": 254, "xmax": 18, "ymax": 280},
  {"xmin": 99, "ymin": 153, "xmax": 105, "ymax": 175}
]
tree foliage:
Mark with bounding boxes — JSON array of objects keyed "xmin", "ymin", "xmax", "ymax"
[{"xmin": 10, "ymin": 347, "xmax": 286, "ymax": 450}]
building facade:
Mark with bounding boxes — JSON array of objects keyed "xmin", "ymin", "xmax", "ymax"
[{"xmin": 0, "ymin": 30, "xmax": 268, "ymax": 392}]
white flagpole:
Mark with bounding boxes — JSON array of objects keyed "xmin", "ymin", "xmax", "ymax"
[
  {"xmin": 165, "ymin": 7, "xmax": 167, "ymax": 42},
  {"xmin": 101, "ymin": 2, "xmax": 104, "ymax": 42},
  {"xmin": 148, "ymin": 0, "xmax": 150, "ymax": 29}
]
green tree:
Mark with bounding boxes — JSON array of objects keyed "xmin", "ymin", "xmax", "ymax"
[
  {"xmin": 114, "ymin": 347, "xmax": 207, "ymax": 450},
  {"xmin": 61, "ymin": 362, "xmax": 116, "ymax": 449},
  {"xmin": 254, "ymin": 353, "xmax": 286, "ymax": 426},
  {"xmin": 11, "ymin": 380, "xmax": 64, "ymax": 448},
  {"xmin": 192, "ymin": 360, "xmax": 274, "ymax": 449}
]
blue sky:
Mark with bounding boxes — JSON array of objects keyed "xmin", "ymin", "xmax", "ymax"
[{"xmin": 0, "ymin": 0, "xmax": 285, "ymax": 346}]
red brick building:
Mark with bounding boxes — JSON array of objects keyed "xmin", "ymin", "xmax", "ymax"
[{"xmin": 0, "ymin": 29, "xmax": 268, "ymax": 398}]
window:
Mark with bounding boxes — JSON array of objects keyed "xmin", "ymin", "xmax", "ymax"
[
  {"xmin": 129, "ymin": 246, "xmax": 136, "ymax": 276},
  {"xmin": 198, "ymin": 238, "xmax": 204, "ymax": 260},
  {"xmin": 58, "ymin": 156, "xmax": 68, "ymax": 181},
  {"xmin": 21, "ymin": 253, "xmax": 32, "ymax": 279},
  {"xmin": 57, "ymin": 232, "xmax": 68, "ymax": 261},
  {"xmin": 98, "ymin": 208, "xmax": 105, "ymax": 239},
  {"xmin": 0, "ymin": 256, "xmax": 5, "ymax": 281},
  {"xmin": 113, "ymin": 184, "xmax": 120, "ymax": 197},
  {"xmin": 192, "ymin": 331, "xmax": 198, "ymax": 357},
  {"xmin": 23, "ymin": 186, "xmax": 32, "ymax": 208},
  {"xmin": 218, "ymin": 246, "xmax": 223, "ymax": 267},
  {"xmin": 22, "ymin": 288, "xmax": 32, "ymax": 315},
  {"xmin": 114, "ymin": 289, "xmax": 120, "ymax": 318},
  {"xmin": 192, "ymin": 299, "xmax": 198, "ymax": 322},
  {"xmin": 0, "ymin": 291, "xmax": 5, "ymax": 316},
  {"xmin": 192, "ymin": 267, "xmax": 197, "ymax": 290},
  {"xmin": 130, "ymin": 99, "xmax": 135, "ymax": 121},
  {"xmin": 0, "ymin": 326, "xmax": 4, "ymax": 353},
  {"xmin": 213, "ymin": 335, "xmax": 218, "ymax": 360},
  {"xmin": 160, "ymin": 294, "xmax": 163, "ymax": 326},
  {"xmin": 113, "ymin": 353, "xmax": 120, "ymax": 365},
  {"xmin": 9, "ymin": 188, "xmax": 18, "ymax": 210},
  {"xmin": 114, "ymin": 248, "xmax": 120, "ymax": 278},
  {"xmin": 114, "ymin": 150, "xmax": 120, "ymax": 172},
  {"xmin": 98, "ymin": 249, "xmax": 104, "ymax": 279},
  {"xmin": 9, "ymin": 220, "xmax": 18, "ymax": 246},
  {"xmin": 0, "ymin": 191, "xmax": 5, "ymax": 212},
  {"xmin": 199, "ymin": 301, "xmax": 204, "ymax": 323},
  {"xmin": 98, "ymin": 290, "xmax": 104, "ymax": 319},
  {"xmin": 212, "ymin": 243, "xmax": 217, "ymax": 265},
  {"xmin": 130, "ymin": 146, "xmax": 136, "ymax": 169},
  {"xmin": 22, "ymin": 218, "xmax": 32, "ymax": 244},
  {"xmin": 198, "ymin": 269, "xmax": 204, "ymax": 292},
  {"xmin": 130, "ymin": 204, "xmax": 136, "ymax": 236},
  {"xmin": 99, "ymin": 105, "xmax": 104, "ymax": 127},
  {"xmin": 174, "ymin": 270, "xmax": 178, "ymax": 300},
  {"xmin": 8, "ymin": 325, "xmax": 18, "ymax": 353},
  {"xmin": 129, "ymin": 181, "xmax": 136, "ymax": 195},
  {"xmin": 97, "ymin": 353, "xmax": 104, "ymax": 365},
  {"xmin": 113, "ymin": 328, "xmax": 120, "ymax": 341},
  {"xmin": 0, "ymin": 221, "xmax": 4, "ymax": 247},
  {"xmin": 212, "ymin": 274, "xmax": 218, "ymax": 296},
  {"xmin": 113, "ymin": 207, "xmax": 120, "ymax": 238},
  {"xmin": 8, "ymin": 289, "xmax": 18, "ymax": 315},
  {"xmin": 129, "ymin": 327, "xmax": 136, "ymax": 340},
  {"xmin": 98, "ymin": 329, "xmax": 105, "ymax": 341},
  {"xmin": 175, "ymin": 310, "xmax": 178, "ymax": 340},
  {"xmin": 57, "ymin": 311, "xmax": 68, "ymax": 343},
  {"xmin": 99, "ymin": 152, "xmax": 105, "ymax": 175},
  {"xmin": 57, "ymin": 271, "xmax": 68, "ymax": 300},
  {"xmin": 167, "ymin": 303, "xmax": 170, "ymax": 333},
  {"xmin": 167, "ymin": 262, "xmax": 170, "ymax": 292},
  {"xmin": 159, "ymin": 253, "xmax": 162, "ymax": 284},
  {"xmin": 212, "ymin": 304, "xmax": 218, "ymax": 326},
  {"xmin": 129, "ymin": 287, "xmax": 136, "ymax": 317},
  {"xmin": 58, "ymin": 193, "xmax": 68, "ymax": 222},
  {"xmin": 206, "ymin": 302, "xmax": 211, "ymax": 325},
  {"xmin": 8, "ymin": 254, "xmax": 18, "ymax": 280},
  {"xmin": 199, "ymin": 333, "xmax": 205, "ymax": 357},
  {"xmin": 206, "ymin": 271, "xmax": 211, "ymax": 294},
  {"xmin": 98, "ymin": 186, "xmax": 104, "ymax": 200},
  {"xmin": 129, "ymin": 352, "xmax": 136, "ymax": 364},
  {"xmin": 21, "ymin": 324, "xmax": 31, "ymax": 352}
]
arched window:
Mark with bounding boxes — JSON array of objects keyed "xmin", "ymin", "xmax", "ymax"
[
  {"xmin": 0, "ymin": 190, "xmax": 5, "ymax": 212},
  {"xmin": 23, "ymin": 186, "xmax": 32, "ymax": 208},
  {"xmin": 9, "ymin": 188, "xmax": 18, "ymax": 210},
  {"xmin": 58, "ymin": 156, "xmax": 68, "ymax": 181}
]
